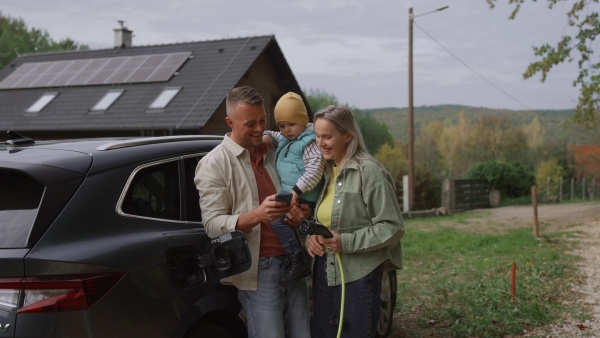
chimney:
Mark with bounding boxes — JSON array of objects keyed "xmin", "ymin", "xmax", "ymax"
[{"xmin": 114, "ymin": 20, "xmax": 132, "ymax": 48}]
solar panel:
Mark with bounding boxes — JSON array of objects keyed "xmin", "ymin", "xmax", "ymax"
[{"xmin": 0, "ymin": 52, "xmax": 192, "ymax": 89}]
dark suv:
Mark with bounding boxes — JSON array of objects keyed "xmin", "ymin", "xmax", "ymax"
[
  {"xmin": 0, "ymin": 132, "xmax": 397, "ymax": 338},
  {"xmin": 0, "ymin": 132, "xmax": 251, "ymax": 338}
]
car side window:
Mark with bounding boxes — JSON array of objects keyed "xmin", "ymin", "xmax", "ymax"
[
  {"xmin": 183, "ymin": 156, "xmax": 202, "ymax": 222},
  {"xmin": 122, "ymin": 161, "xmax": 181, "ymax": 220}
]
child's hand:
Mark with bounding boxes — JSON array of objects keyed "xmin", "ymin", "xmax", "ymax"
[
  {"xmin": 291, "ymin": 190, "xmax": 299, "ymax": 205},
  {"xmin": 259, "ymin": 135, "xmax": 272, "ymax": 155}
]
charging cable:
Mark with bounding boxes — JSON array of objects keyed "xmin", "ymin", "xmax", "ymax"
[{"xmin": 301, "ymin": 220, "xmax": 345, "ymax": 338}]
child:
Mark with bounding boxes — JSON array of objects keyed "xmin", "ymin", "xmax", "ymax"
[{"xmin": 264, "ymin": 92, "xmax": 325, "ymax": 285}]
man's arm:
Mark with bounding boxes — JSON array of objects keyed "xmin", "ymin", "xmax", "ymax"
[{"xmin": 195, "ymin": 155, "xmax": 238, "ymax": 238}]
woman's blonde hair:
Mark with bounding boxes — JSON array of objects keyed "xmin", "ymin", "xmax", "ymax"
[{"xmin": 313, "ymin": 105, "xmax": 375, "ymax": 171}]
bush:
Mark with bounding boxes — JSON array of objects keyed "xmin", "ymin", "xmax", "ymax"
[
  {"xmin": 467, "ymin": 160, "xmax": 535, "ymax": 198},
  {"xmin": 535, "ymin": 158, "xmax": 566, "ymax": 198}
]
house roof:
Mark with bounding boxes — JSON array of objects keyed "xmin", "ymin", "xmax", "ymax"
[{"xmin": 0, "ymin": 35, "xmax": 303, "ymax": 132}]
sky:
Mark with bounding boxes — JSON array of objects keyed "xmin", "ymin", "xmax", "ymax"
[{"xmin": 1, "ymin": 0, "xmax": 586, "ymax": 111}]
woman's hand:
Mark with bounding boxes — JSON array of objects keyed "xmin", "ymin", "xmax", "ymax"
[
  {"xmin": 307, "ymin": 230, "xmax": 341, "ymax": 256},
  {"xmin": 307, "ymin": 234, "xmax": 325, "ymax": 257},
  {"xmin": 321, "ymin": 231, "xmax": 341, "ymax": 253}
]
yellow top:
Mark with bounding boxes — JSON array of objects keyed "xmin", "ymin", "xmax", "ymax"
[{"xmin": 316, "ymin": 166, "xmax": 338, "ymax": 229}]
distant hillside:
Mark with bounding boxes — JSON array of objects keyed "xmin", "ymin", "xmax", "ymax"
[{"xmin": 362, "ymin": 105, "xmax": 591, "ymax": 145}]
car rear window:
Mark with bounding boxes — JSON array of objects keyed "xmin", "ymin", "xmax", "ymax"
[{"xmin": 0, "ymin": 171, "xmax": 44, "ymax": 248}]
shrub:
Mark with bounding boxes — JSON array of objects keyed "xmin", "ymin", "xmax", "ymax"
[{"xmin": 467, "ymin": 160, "xmax": 535, "ymax": 198}]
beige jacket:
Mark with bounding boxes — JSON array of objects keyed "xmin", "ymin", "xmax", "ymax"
[{"xmin": 194, "ymin": 135, "xmax": 280, "ymax": 290}]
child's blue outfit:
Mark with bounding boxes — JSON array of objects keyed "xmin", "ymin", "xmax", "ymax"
[{"xmin": 265, "ymin": 123, "xmax": 324, "ymax": 285}]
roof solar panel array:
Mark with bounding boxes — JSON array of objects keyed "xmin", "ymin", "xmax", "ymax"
[{"xmin": 0, "ymin": 52, "xmax": 192, "ymax": 89}]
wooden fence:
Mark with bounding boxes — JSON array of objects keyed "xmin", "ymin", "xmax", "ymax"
[{"xmin": 442, "ymin": 179, "xmax": 490, "ymax": 212}]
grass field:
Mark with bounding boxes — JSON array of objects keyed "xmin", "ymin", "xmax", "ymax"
[{"xmin": 392, "ymin": 211, "xmax": 584, "ymax": 337}]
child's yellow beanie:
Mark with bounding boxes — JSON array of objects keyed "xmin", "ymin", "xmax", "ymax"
[{"xmin": 274, "ymin": 92, "xmax": 308, "ymax": 126}]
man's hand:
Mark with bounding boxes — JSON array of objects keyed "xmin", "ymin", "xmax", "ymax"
[
  {"xmin": 236, "ymin": 194, "xmax": 291, "ymax": 232},
  {"xmin": 285, "ymin": 202, "xmax": 312, "ymax": 227}
]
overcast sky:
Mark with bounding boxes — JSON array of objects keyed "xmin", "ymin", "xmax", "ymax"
[{"xmin": 2, "ymin": 0, "xmax": 585, "ymax": 110}]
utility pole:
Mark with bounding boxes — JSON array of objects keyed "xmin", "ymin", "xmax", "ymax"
[
  {"xmin": 408, "ymin": 7, "xmax": 415, "ymax": 211},
  {"xmin": 407, "ymin": 5, "xmax": 449, "ymax": 211}
]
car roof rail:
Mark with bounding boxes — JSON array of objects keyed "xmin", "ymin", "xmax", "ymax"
[
  {"xmin": 97, "ymin": 135, "xmax": 223, "ymax": 151},
  {"xmin": 5, "ymin": 131, "xmax": 35, "ymax": 146}
]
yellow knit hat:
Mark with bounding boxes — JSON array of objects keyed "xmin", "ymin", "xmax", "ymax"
[{"xmin": 274, "ymin": 92, "xmax": 308, "ymax": 126}]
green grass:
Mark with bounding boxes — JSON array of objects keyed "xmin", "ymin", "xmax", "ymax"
[{"xmin": 396, "ymin": 215, "xmax": 581, "ymax": 337}]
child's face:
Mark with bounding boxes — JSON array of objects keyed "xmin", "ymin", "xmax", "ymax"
[{"xmin": 277, "ymin": 121, "xmax": 305, "ymax": 140}]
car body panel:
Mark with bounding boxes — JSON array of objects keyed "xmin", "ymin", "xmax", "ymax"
[{"xmin": 0, "ymin": 134, "xmax": 249, "ymax": 338}]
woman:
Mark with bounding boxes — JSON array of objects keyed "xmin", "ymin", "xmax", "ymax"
[{"xmin": 306, "ymin": 105, "xmax": 404, "ymax": 338}]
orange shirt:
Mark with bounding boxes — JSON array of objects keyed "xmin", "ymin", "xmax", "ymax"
[{"xmin": 251, "ymin": 152, "xmax": 286, "ymax": 257}]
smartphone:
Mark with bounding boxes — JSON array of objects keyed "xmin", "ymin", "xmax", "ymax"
[{"xmin": 274, "ymin": 192, "xmax": 293, "ymax": 205}]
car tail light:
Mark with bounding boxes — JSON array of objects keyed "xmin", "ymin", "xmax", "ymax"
[{"xmin": 0, "ymin": 273, "xmax": 124, "ymax": 313}]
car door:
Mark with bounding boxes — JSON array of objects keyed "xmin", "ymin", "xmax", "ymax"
[{"xmin": 119, "ymin": 155, "xmax": 250, "ymax": 334}]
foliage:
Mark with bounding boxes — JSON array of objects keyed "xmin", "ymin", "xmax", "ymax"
[
  {"xmin": 467, "ymin": 160, "xmax": 535, "ymax": 198},
  {"xmin": 303, "ymin": 87, "xmax": 394, "ymax": 154},
  {"xmin": 487, "ymin": 0, "xmax": 600, "ymax": 139},
  {"xmin": 398, "ymin": 216, "xmax": 579, "ymax": 337},
  {"xmin": 414, "ymin": 162, "xmax": 443, "ymax": 210},
  {"xmin": 304, "ymin": 87, "xmax": 338, "ymax": 113},
  {"xmin": 353, "ymin": 109, "xmax": 394, "ymax": 154},
  {"xmin": 535, "ymin": 158, "xmax": 567, "ymax": 199},
  {"xmin": 0, "ymin": 13, "xmax": 88, "ymax": 69},
  {"xmin": 375, "ymin": 140, "xmax": 407, "ymax": 186}
]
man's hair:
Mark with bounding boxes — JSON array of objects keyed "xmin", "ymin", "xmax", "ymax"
[{"xmin": 226, "ymin": 86, "xmax": 264, "ymax": 117}]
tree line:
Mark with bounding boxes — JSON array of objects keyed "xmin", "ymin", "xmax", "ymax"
[{"xmin": 0, "ymin": 12, "xmax": 88, "ymax": 69}]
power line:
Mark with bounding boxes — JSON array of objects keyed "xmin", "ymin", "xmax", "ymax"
[{"xmin": 413, "ymin": 20, "xmax": 536, "ymax": 112}]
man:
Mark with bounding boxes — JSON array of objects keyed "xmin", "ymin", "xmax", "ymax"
[{"xmin": 194, "ymin": 86, "xmax": 311, "ymax": 338}]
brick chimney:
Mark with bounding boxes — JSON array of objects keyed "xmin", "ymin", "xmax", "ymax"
[{"xmin": 114, "ymin": 21, "xmax": 132, "ymax": 48}]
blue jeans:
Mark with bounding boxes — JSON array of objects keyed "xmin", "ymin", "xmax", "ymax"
[
  {"xmin": 270, "ymin": 198, "xmax": 315, "ymax": 255},
  {"xmin": 311, "ymin": 255, "xmax": 383, "ymax": 338},
  {"xmin": 270, "ymin": 216, "xmax": 302, "ymax": 255},
  {"xmin": 238, "ymin": 256, "xmax": 310, "ymax": 338}
]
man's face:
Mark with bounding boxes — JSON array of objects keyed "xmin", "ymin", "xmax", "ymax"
[{"xmin": 226, "ymin": 103, "xmax": 267, "ymax": 150}]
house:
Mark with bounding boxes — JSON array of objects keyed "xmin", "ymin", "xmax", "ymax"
[{"xmin": 0, "ymin": 22, "xmax": 310, "ymax": 140}]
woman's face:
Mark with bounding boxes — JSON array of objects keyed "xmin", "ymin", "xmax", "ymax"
[{"xmin": 314, "ymin": 118, "xmax": 352, "ymax": 166}]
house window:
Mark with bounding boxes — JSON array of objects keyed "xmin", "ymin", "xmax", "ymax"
[
  {"xmin": 148, "ymin": 87, "xmax": 181, "ymax": 109},
  {"xmin": 92, "ymin": 89, "xmax": 124, "ymax": 111},
  {"xmin": 26, "ymin": 92, "xmax": 58, "ymax": 113}
]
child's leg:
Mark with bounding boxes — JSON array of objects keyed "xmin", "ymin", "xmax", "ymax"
[{"xmin": 270, "ymin": 216, "xmax": 302, "ymax": 255}]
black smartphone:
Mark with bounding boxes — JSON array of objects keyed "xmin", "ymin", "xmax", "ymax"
[{"xmin": 274, "ymin": 192, "xmax": 293, "ymax": 205}]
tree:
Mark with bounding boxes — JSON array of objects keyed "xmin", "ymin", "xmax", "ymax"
[
  {"xmin": 466, "ymin": 115, "xmax": 528, "ymax": 164},
  {"xmin": 535, "ymin": 158, "xmax": 567, "ymax": 199},
  {"xmin": 415, "ymin": 121, "xmax": 445, "ymax": 175},
  {"xmin": 303, "ymin": 87, "xmax": 394, "ymax": 154},
  {"xmin": 375, "ymin": 140, "xmax": 407, "ymax": 186},
  {"xmin": 353, "ymin": 109, "xmax": 394, "ymax": 154},
  {"xmin": 487, "ymin": 0, "xmax": 600, "ymax": 137},
  {"xmin": 304, "ymin": 87, "xmax": 338, "ymax": 112},
  {"xmin": 0, "ymin": 13, "xmax": 88, "ymax": 69}
]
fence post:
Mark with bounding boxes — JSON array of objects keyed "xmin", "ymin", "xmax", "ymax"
[
  {"xmin": 593, "ymin": 178, "xmax": 596, "ymax": 200},
  {"xmin": 532, "ymin": 186, "xmax": 539, "ymax": 239},
  {"xmin": 403, "ymin": 175, "xmax": 409, "ymax": 212},
  {"xmin": 546, "ymin": 177, "xmax": 550, "ymax": 200},
  {"xmin": 559, "ymin": 177, "xmax": 563, "ymax": 202},
  {"xmin": 571, "ymin": 178, "xmax": 574, "ymax": 201},
  {"xmin": 583, "ymin": 178, "xmax": 586, "ymax": 200}
]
